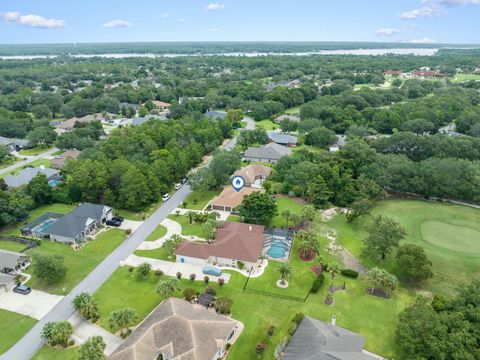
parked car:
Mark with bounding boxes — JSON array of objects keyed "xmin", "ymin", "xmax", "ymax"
[
  {"xmin": 13, "ymin": 284, "xmax": 31, "ymax": 295},
  {"xmin": 202, "ymin": 266, "xmax": 222, "ymax": 276},
  {"xmin": 112, "ymin": 216, "xmax": 124, "ymax": 222},
  {"xmin": 181, "ymin": 178, "xmax": 187, "ymax": 184},
  {"xmin": 174, "ymin": 183, "xmax": 182, "ymax": 190},
  {"xmin": 162, "ymin": 193, "xmax": 171, "ymax": 202},
  {"xmin": 106, "ymin": 219, "xmax": 122, "ymax": 227}
]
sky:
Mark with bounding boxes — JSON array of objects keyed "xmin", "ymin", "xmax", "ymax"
[{"xmin": 0, "ymin": 0, "xmax": 479, "ymax": 44}]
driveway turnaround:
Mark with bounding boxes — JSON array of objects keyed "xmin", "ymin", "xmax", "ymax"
[
  {"xmin": 69, "ymin": 312, "xmax": 123, "ymax": 356},
  {"xmin": 136, "ymin": 218, "xmax": 181, "ymax": 250},
  {"xmin": 123, "ymin": 254, "xmax": 231, "ymax": 283},
  {"xmin": 0, "ymin": 290, "xmax": 63, "ymax": 320}
]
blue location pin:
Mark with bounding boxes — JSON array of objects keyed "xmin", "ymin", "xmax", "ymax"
[{"xmin": 231, "ymin": 176, "xmax": 245, "ymax": 192}]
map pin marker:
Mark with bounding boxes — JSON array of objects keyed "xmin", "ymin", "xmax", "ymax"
[{"xmin": 231, "ymin": 176, "xmax": 245, "ymax": 192}]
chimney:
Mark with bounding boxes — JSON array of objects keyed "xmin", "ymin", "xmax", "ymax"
[
  {"xmin": 331, "ymin": 316, "xmax": 336, "ymax": 326},
  {"xmin": 249, "ymin": 225, "xmax": 252, "ymax": 232}
]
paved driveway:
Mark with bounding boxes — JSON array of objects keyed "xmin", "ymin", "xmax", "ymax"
[
  {"xmin": 119, "ymin": 219, "xmax": 143, "ymax": 232},
  {"xmin": 0, "ymin": 148, "xmax": 58, "ymax": 176},
  {"xmin": 0, "ymin": 290, "xmax": 63, "ymax": 320}
]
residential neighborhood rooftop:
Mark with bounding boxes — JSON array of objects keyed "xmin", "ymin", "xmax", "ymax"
[
  {"xmin": 209, "ymin": 186, "xmax": 259, "ymax": 211},
  {"xmin": 244, "ymin": 142, "xmax": 292, "ymax": 162},
  {"xmin": 267, "ymin": 131, "xmax": 298, "ymax": 145},
  {"xmin": 4, "ymin": 167, "xmax": 60, "ymax": 188},
  {"xmin": 232, "ymin": 164, "xmax": 272, "ymax": 186},
  {"xmin": 51, "ymin": 149, "xmax": 81, "ymax": 169}
]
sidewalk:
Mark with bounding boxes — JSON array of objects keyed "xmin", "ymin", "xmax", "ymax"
[{"xmin": 136, "ymin": 218, "xmax": 181, "ymax": 250}]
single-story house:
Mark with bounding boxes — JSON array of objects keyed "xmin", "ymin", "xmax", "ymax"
[
  {"xmin": 4, "ymin": 166, "xmax": 61, "ymax": 188},
  {"xmin": 40, "ymin": 203, "xmax": 113, "ymax": 244},
  {"xmin": 267, "ymin": 131, "xmax": 298, "ymax": 147},
  {"xmin": 119, "ymin": 102, "xmax": 139, "ymax": 110},
  {"xmin": 204, "ymin": 110, "xmax": 227, "ymax": 120},
  {"xmin": 109, "ymin": 297, "xmax": 240, "ymax": 360},
  {"xmin": 244, "ymin": 142, "xmax": 292, "ymax": 164},
  {"xmin": 51, "ymin": 149, "xmax": 81, "ymax": 169},
  {"xmin": 21, "ymin": 212, "xmax": 64, "ymax": 238},
  {"xmin": 283, "ymin": 316, "xmax": 379, "ymax": 360},
  {"xmin": 131, "ymin": 114, "xmax": 166, "ymax": 127},
  {"xmin": 209, "ymin": 186, "xmax": 259, "ymax": 212},
  {"xmin": 329, "ymin": 135, "xmax": 347, "ymax": 152},
  {"xmin": 58, "ymin": 113, "xmax": 113, "ymax": 131},
  {"xmin": 0, "ymin": 249, "xmax": 31, "ymax": 275},
  {"xmin": 152, "ymin": 100, "xmax": 172, "ymax": 110},
  {"xmin": 176, "ymin": 221, "xmax": 266, "ymax": 269},
  {"xmin": 232, "ymin": 164, "xmax": 272, "ymax": 188},
  {"xmin": 274, "ymin": 114, "xmax": 301, "ymax": 123},
  {"xmin": 383, "ymin": 70, "xmax": 402, "ymax": 76},
  {"xmin": 0, "ymin": 136, "xmax": 29, "ymax": 152}
]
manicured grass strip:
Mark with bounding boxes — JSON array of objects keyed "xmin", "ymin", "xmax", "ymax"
[
  {"xmin": 270, "ymin": 196, "xmax": 305, "ymax": 228},
  {"xmin": 19, "ymin": 146, "xmax": 53, "ymax": 157},
  {"xmin": 285, "ymin": 106, "xmax": 300, "ymax": 115},
  {"xmin": 255, "ymin": 119, "xmax": 278, "ymax": 131},
  {"xmin": 134, "ymin": 247, "xmax": 174, "ymax": 261},
  {"xmin": 0, "ymin": 240, "xmax": 28, "ymax": 252},
  {"xmin": 25, "ymin": 229, "xmax": 126, "ymax": 295},
  {"xmin": 146, "ymin": 224, "xmax": 168, "ymax": 241},
  {"xmin": 183, "ymin": 189, "xmax": 220, "ymax": 210},
  {"xmin": 168, "ymin": 214, "xmax": 208, "ymax": 239},
  {"xmin": 31, "ymin": 346, "xmax": 77, "ymax": 360},
  {"xmin": 0, "ymin": 310, "xmax": 37, "ymax": 355}
]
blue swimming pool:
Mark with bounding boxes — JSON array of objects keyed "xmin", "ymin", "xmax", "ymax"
[
  {"xmin": 267, "ymin": 241, "xmax": 288, "ymax": 259},
  {"xmin": 35, "ymin": 219, "xmax": 56, "ymax": 233},
  {"xmin": 48, "ymin": 179, "xmax": 60, "ymax": 187}
]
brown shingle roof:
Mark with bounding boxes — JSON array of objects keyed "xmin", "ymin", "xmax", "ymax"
[
  {"xmin": 176, "ymin": 221, "xmax": 265, "ymax": 263},
  {"xmin": 232, "ymin": 164, "xmax": 272, "ymax": 185},
  {"xmin": 51, "ymin": 150, "xmax": 81, "ymax": 169},
  {"xmin": 109, "ymin": 298, "xmax": 237, "ymax": 360},
  {"xmin": 209, "ymin": 186, "xmax": 259, "ymax": 209}
]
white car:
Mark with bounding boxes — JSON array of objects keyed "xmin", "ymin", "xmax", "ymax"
[
  {"xmin": 174, "ymin": 183, "xmax": 182, "ymax": 190},
  {"xmin": 162, "ymin": 193, "xmax": 171, "ymax": 202}
]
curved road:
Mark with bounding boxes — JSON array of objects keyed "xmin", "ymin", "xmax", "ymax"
[
  {"xmin": 0, "ymin": 148, "xmax": 59, "ymax": 176},
  {"xmin": 1, "ymin": 118, "xmax": 255, "ymax": 360}
]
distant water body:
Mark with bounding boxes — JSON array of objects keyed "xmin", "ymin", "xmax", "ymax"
[{"xmin": 0, "ymin": 48, "xmax": 439, "ymax": 60}]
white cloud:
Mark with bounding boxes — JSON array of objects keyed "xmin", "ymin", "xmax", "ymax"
[
  {"xmin": 209, "ymin": 27, "xmax": 220, "ymax": 32},
  {"xmin": 375, "ymin": 28, "xmax": 402, "ymax": 36},
  {"xmin": 401, "ymin": 0, "xmax": 480, "ymax": 19},
  {"xmin": 0, "ymin": 11, "xmax": 65, "ymax": 28},
  {"xmin": 423, "ymin": 0, "xmax": 480, "ymax": 6},
  {"xmin": 205, "ymin": 3, "xmax": 225, "ymax": 11},
  {"xmin": 406, "ymin": 37, "xmax": 438, "ymax": 43},
  {"xmin": 178, "ymin": 17, "xmax": 187, "ymax": 23},
  {"xmin": 102, "ymin": 19, "xmax": 134, "ymax": 28},
  {"xmin": 160, "ymin": 12, "xmax": 173, "ymax": 18}
]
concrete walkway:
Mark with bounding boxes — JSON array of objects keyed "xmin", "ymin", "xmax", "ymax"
[
  {"xmin": 0, "ymin": 290, "xmax": 63, "ymax": 320},
  {"xmin": 174, "ymin": 208, "xmax": 231, "ymax": 220},
  {"xmin": 118, "ymin": 219, "xmax": 143, "ymax": 233},
  {"xmin": 123, "ymin": 254, "xmax": 231, "ymax": 283},
  {"xmin": 69, "ymin": 313, "xmax": 123, "ymax": 356},
  {"xmin": 136, "ymin": 218, "xmax": 181, "ymax": 250}
]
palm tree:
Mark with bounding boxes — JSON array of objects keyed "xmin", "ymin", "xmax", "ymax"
[
  {"xmin": 281, "ymin": 209, "xmax": 292, "ymax": 228},
  {"xmin": 186, "ymin": 211, "xmax": 195, "ymax": 224},
  {"xmin": 277, "ymin": 263, "xmax": 294, "ymax": 285},
  {"xmin": 156, "ymin": 278, "xmax": 182, "ymax": 299},
  {"xmin": 108, "ymin": 308, "xmax": 138, "ymax": 337},
  {"xmin": 73, "ymin": 292, "xmax": 99, "ymax": 321},
  {"xmin": 301, "ymin": 205, "xmax": 316, "ymax": 224}
]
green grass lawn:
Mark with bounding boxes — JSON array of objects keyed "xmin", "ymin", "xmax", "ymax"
[
  {"xmin": 452, "ymin": 73, "xmax": 480, "ymax": 82},
  {"xmin": 145, "ymin": 224, "xmax": 168, "ymax": 241},
  {"xmin": 330, "ymin": 199, "xmax": 480, "ymax": 297},
  {"xmin": 1, "ymin": 203, "xmax": 76, "ymax": 236},
  {"xmin": 227, "ymin": 215, "xmax": 241, "ymax": 222},
  {"xmin": 19, "ymin": 146, "xmax": 53, "ymax": 157},
  {"xmin": 25, "ymin": 229, "xmax": 126, "ymax": 295},
  {"xmin": 183, "ymin": 189, "xmax": 220, "ymax": 210},
  {"xmin": 0, "ymin": 240, "xmax": 28, "ymax": 252},
  {"xmin": 0, "ymin": 159, "xmax": 53, "ymax": 179},
  {"xmin": 270, "ymin": 195, "xmax": 306, "ymax": 228},
  {"xmin": 0, "ymin": 310, "xmax": 37, "ymax": 355},
  {"xmin": 134, "ymin": 246, "xmax": 174, "ymax": 261},
  {"xmin": 168, "ymin": 214, "xmax": 208, "ymax": 239},
  {"xmin": 255, "ymin": 119, "xmax": 278, "ymax": 131},
  {"xmin": 31, "ymin": 346, "xmax": 78, "ymax": 360},
  {"xmin": 0, "ymin": 157, "xmax": 20, "ymax": 170},
  {"xmin": 113, "ymin": 208, "xmax": 145, "ymax": 221},
  {"xmin": 285, "ymin": 106, "xmax": 300, "ymax": 115}
]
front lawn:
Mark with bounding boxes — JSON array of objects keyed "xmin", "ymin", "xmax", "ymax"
[
  {"xmin": 0, "ymin": 309, "xmax": 37, "ymax": 355},
  {"xmin": 25, "ymin": 229, "xmax": 126, "ymax": 295},
  {"xmin": 145, "ymin": 224, "xmax": 167, "ymax": 241},
  {"xmin": 134, "ymin": 246, "xmax": 174, "ymax": 261},
  {"xmin": 285, "ymin": 106, "xmax": 300, "ymax": 115},
  {"xmin": 0, "ymin": 159, "xmax": 52, "ymax": 179},
  {"xmin": 31, "ymin": 346, "xmax": 77, "ymax": 360},
  {"xmin": 19, "ymin": 146, "xmax": 53, "ymax": 157},
  {"xmin": 168, "ymin": 214, "xmax": 208, "ymax": 239},
  {"xmin": 113, "ymin": 208, "xmax": 145, "ymax": 221},
  {"xmin": 452, "ymin": 73, "xmax": 480, "ymax": 82},
  {"xmin": 0, "ymin": 240, "xmax": 28, "ymax": 252},
  {"xmin": 183, "ymin": 189, "xmax": 220, "ymax": 210},
  {"xmin": 270, "ymin": 195, "xmax": 306, "ymax": 228},
  {"xmin": 330, "ymin": 199, "xmax": 480, "ymax": 297},
  {"xmin": 255, "ymin": 119, "xmax": 278, "ymax": 131},
  {"xmin": 1, "ymin": 203, "xmax": 76, "ymax": 236}
]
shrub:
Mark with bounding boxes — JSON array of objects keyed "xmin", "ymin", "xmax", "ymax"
[
  {"xmin": 176, "ymin": 271, "xmax": 182, "ymax": 280},
  {"xmin": 68, "ymin": 339, "xmax": 75, "ymax": 347},
  {"xmin": 267, "ymin": 325, "xmax": 275, "ymax": 338},
  {"xmin": 293, "ymin": 313, "xmax": 305, "ymax": 326},
  {"xmin": 189, "ymin": 273, "xmax": 196, "ymax": 281},
  {"xmin": 226, "ymin": 343, "xmax": 231, "ymax": 350},
  {"xmin": 136, "ymin": 263, "xmax": 152, "ymax": 280},
  {"xmin": 127, "ymin": 266, "xmax": 134, "ymax": 273},
  {"xmin": 218, "ymin": 278, "xmax": 225, "ymax": 286},
  {"xmin": 125, "ymin": 228, "xmax": 132, "ymax": 235},
  {"xmin": 237, "ymin": 261, "xmax": 245, "ymax": 270},
  {"xmin": 205, "ymin": 286, "xmax": 216, "ymax": 295},
  {"xmin": 155, "ymin": 269, "xmax": 164, "ymax": 277},
  {"xmin": 340, "ymin": 269, "xmax": 359, "ymax": 279},
  {"xmin": 204, "ymin": 276, "xmax": 210, "ymax": 284},
  {"xmin": 256, "ymin": 342, "xmax": 267, "ymax": 355},
  {"xmin": 310, "ymin": 273, "xmax": 325, "ymax": 293},
  {"xmin": 183, "ymin": 288, "xmax": 197, "ymax": 301},
  {"xmin": 215, "ymin": 297, "xmax": 233, "ymax": 315}
]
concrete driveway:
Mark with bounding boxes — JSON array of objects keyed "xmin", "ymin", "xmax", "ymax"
[
  {"xmin": 0, "ymin": 290, "xmax": 63, "ymax": 320},
  {"xmin": 119, "ymin": 219, "xmax": 143, "ymax": 233}
]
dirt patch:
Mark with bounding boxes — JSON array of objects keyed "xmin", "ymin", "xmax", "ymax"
[
  {"xmin": 299, "ymin": 250, "xmax": 317, "ymax": 262},
  {"xmin": 365, "ymin": 288, "xmax": 391, "ymax": 299},
  {"xmin": 310, "ymin": 265, "xmax": 323, "ymax": 276}
]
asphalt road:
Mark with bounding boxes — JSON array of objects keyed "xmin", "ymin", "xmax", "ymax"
[
  {"xmin": 1, "ymin": 117, "xmax": 255, "ymax": 360},
  {"xmin": 0, "ymin": 148, "xmax": 59, "ymax": 176}
]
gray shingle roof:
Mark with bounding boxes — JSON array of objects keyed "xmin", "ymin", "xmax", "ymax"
[
  {"xmin": 204, "ymin": 110, "xmax": 227, "ymax": 119},
  {"xmin": 274, "ymin": 114, "xmax": 301, "ymax": 123},
  {"xmin": 21, "ymin": 212, "xmax": 64, "ymax": 232},
  {"xmin": 0, "ymin": 136, "xmax": 29, "ymax": 148},
  {"xmin": 283, "ymin": 316, "xmax": 377, "ymax": 360},
  {"xmin": 267, "ymin": 131, "xmax": 298, "ymax": 145},
  {"xmin": 4, "ymin": 167, "xmax": 60, "ymax": 188},
  {"xmin": 131, "ymin": 115, "xmax": 165, "ymax": 126},
  {"xmin": 0, "ymin": 249, "xmax": 30, "ymax": 272},
  {"xmin": 244, "ymin": 142, "xmax": 292, "ymax": 161}
]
